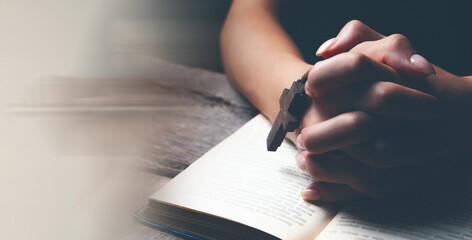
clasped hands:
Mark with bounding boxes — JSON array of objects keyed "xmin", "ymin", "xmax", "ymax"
[{"xmin": 295, "ymin": 20, "xmax": 472, "ymax": 202}]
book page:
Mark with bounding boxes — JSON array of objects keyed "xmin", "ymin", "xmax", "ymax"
[
  {"xmin": 151, "ymin": 114, "xmax": 336, "ymax": 240},
  {"xmin": 316, "ymin": 160, "xmax": 472, "ymax": 240}
]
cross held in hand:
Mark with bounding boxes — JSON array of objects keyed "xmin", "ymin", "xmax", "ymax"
[{"xmin": 267, "ymin": 71, "xmax": 311, "ymax": 151}]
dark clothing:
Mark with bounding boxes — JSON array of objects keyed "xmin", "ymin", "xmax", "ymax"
[{"xmin": 278, "ymin": 0, "xmax": 472, "ymax": 76}]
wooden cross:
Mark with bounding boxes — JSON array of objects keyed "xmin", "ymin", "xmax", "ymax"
[{"xmin": 267, "ymin": 71, "xmax": 310, "ymax": 151}]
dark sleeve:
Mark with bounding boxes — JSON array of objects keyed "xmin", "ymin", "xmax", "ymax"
[{"xmin": 278, "ymin": 0, "xmax": 472, "ymax": 76}]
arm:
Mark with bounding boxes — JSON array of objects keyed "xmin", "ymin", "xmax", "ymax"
[
  {"xmin": 220, "ymin": 0, "xmax": 311, "ymax": 125},
  {"xmin": 222, "ymin": 2, "xmax": 472, "ymax": 202}
]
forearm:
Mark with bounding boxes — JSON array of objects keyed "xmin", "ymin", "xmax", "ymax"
[{"xmin": 220, "ymin": 0, "xmax": 311, "ymax": 122}]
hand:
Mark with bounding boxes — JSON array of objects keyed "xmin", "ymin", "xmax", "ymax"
[{"xmin": 295, "ymin": 20, "xmax": 472, "ymax": 202}]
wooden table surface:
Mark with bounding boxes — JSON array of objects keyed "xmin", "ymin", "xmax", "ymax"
[
  {"xmin": 114, "ymin": 60, "xmax": 258, "ymax": 239},
  {"xmin": 11, "ymin": 59, "xmax": 257, "ymax": 240}
]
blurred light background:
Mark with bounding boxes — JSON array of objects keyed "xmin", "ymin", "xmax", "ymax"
[{"xmin": 0, "ymin": 1, "xmax": 231, "ymax": 240}]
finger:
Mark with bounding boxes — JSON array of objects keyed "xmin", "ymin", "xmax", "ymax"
[
  {"xmin": 298, "ymin": 111, "xmax": 380, "ymax": 154},
  {"xmin": 306, "ymin": 52, "xmax": 401, "ymax": 98},
  {"xmin": 301, "ymin": 181, "xmax": 363, "ymax": 203},
  {"xmin": 350, "ymin": 156, "xmax": 454, "ymax": 199},
  {"xmin": 315, "ymin": 81, "xmax": 441, "ymax": 120},
  {"xmin": 303, "ymin": 156, "xmax": 452, "ymax": 201},
  {"xmin": 296, "ymin": 151, "xmax": 383, "ymax": 184},
  {"xmin": 351, "ymin": 34, "xmax": 436, "ymax": 78},
  {"xmin": 316, "ymin": 20, "xmax": 385, "ymax": 58},
  {"xmin": 343, "ymin": 128, "xmax": 450, "ymax": 168}
]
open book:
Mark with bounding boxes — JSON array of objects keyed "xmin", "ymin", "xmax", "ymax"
[{"xmin": 136, "ymin": 115, "xmax": 472, "ymax": 240}]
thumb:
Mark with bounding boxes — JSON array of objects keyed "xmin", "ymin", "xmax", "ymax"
[{"xmin": 351, "ymin": 34, "xmax": 436, "ymax": 78}]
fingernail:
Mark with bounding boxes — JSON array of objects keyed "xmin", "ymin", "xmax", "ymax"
[
  {"xmin": 301, "ymin": 187, "xmax": 320, "ymax": 201},
  {"xmin": 295, "ymin": 153, "xmax": 306, "ymax": 170},
  {"xmin": 296, "ymin": 134, "xmax": 305, "ymax": 150},
  {"xmin": 410, "ymin": 54, "xmax": 436, "ymax": 76},
  {"xmin": 316, "ymin": 38, "xmax": 337, "ymax": 56}
]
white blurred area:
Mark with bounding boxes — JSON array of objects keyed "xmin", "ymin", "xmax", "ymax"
[
  {"xmin": 0, "ymin": 0, "xmax": 226, "ymax": 239},
  {"xmin": 1, "ymin": 1, "xmax": 120, "ymax": 240}
]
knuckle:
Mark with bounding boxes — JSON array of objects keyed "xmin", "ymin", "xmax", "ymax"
[
  {"xmin": 340, "ymin": 111, "xmax": 368, "ymax": 132},
  {"xmin": 371, "ymin": 82, "xmax": 397, "ymax": 109},
  {"xmin": 346, "ymin": 19, "xmax": 365, "ymax": 31},
  {"xmin": 386, "ymin": 33, "xmax": 410, "ymax": 50},
  {"xmin": 368, "ymin": 138, "xmax": 393, "ymax": 167},
  {"xmin": 345, "ymin": 52, "xmax": 369, "ymax": 73}
]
